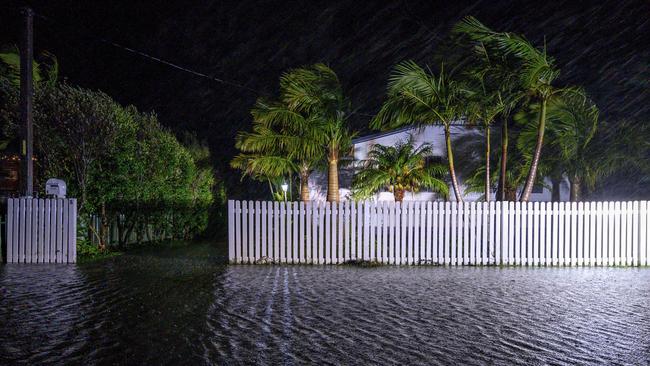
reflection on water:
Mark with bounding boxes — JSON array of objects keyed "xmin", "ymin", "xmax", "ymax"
[{"xmin": 1, "ymin": 243, "xmax": 649, "ymax": 365}]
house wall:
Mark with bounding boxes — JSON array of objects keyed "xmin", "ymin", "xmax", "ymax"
[{"xmin": 309, "ymin": 125, "xmax": 570, "ymax": 202}]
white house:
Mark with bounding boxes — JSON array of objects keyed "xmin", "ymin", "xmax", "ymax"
[{"xmin": 308, "ymin": 125, "xmax": 570, "ymax": 202}]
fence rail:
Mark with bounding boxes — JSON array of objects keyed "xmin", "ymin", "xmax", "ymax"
[
  {"xmin": 6, "ymin": 198, "xmax": 77, "ymax": 263},
  {"xmin": 228, "ymin": 200, "xmax": 650, "ymax": 266}
]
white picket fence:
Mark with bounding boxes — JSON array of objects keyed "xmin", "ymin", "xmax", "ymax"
[
  {"xmin": 6, "ymin": 197, "xmax": 77, "ymax": 263},
  {"xmin": 228, "ymin": 200, "xmax": 650, "ymax": 266}
]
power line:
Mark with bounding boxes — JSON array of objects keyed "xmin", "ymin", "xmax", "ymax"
[
  {"xmin": 98, "ymin": 39, "xmax": 260, "ymax": 94},
  {"xmin": 31, "ymin": 10, "xmax": 261, "ymax": 94}
]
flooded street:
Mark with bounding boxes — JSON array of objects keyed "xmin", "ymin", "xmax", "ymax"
[{"xmin": 1, "ymin": 243, "xmax": 649, "ymax": 365}]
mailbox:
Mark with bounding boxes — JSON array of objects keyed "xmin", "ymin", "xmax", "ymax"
[{"xmin": 45, "ymin": 178, "xmax": 67, "ymax": 198}]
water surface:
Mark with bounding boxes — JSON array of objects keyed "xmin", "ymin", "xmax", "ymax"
[{"xmin": 1, "ymin": 243, "xmax": 649, "ymax": 365}]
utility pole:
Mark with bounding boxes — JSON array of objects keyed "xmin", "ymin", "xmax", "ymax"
[{"xmin": 20, "ymin": 7, "xmax": 34, "ymax": 197}]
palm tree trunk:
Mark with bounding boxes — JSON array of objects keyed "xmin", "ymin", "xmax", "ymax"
[
  {"xmin": 505, "ymin": 185, "xmax": 517, "ymax": 201},
  {"xmin": 570, "ymin": 175, "xmax": 582, "ymax": 202},
  {"xmin": 394, "ymin": 189, "xmax": 405, "ymax": 202},
  {"xmin": 551, "ymin": 176, "xmax": 561, "ymax": 201},
  {"xmin": 485, "ymin": 125, "xmax": 491, "ymax": 202},
  {"xmin": 498, "ymin": 119, "xmax": 509, "ymax": 201},
  {"xmin": 300, "ymin": 168, "xmax": 310, "ymax": 202},
  {"xmin": 520, "ymin": 99, "xmax": 547, "ymax": 202},
  {"xmin": 445, "ymin": 125, "xmax": 463, "ymax": 202},
  {"xmin": 327, "ymin": 152, "xmax": 339, "ymax": 202}
]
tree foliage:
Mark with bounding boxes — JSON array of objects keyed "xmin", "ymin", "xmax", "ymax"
[
  {"xmin": 0, "ymin": 73, "xmax": 215, "ymax": 250},
  {"xmin": 352, "ymin": 137, "xmax": 448, "ymax": 201}
]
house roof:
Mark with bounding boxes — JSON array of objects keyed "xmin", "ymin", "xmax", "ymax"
[
  {"xmin": 351, "ymin": 126, "xmax": 416, "ymax": 144},
  {"xmin": 351, "ymin": 120, "xmax": 470, "ymax": 145}
]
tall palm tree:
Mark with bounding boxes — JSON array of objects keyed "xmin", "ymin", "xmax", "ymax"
[
  {"xmin": 449, "ymin": 26, "xmax": 523, "ymax": 201},
  {"xmin": 231, "ymin": 98, "xmax": 325, "ymax": 202},
  {"xmin": 454, "ymin": 16, "xmax": 561, "ymax": 202},
  {"xmin": 461, "ymin": 70, "xmax": 507, "ymax": 201},
  {"xmin": 372, "ymin": 61, "xmax": 464, "ymax": 201},
  {"xmin": 280, "ymin": 64, "xmax": 353, "ymax": 202},
  {"xmin": 352, "ymin": 137, "xmax": 448, "ymax": 202}
]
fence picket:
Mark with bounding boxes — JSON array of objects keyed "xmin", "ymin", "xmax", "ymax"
[
  {"xmin": 50, "ymin": 199, "xmax": 57, "ymax": 262},
  {"xmin": 625, "ymin": 202, "xmax": 639, "ymax": 266},
  {"xmin": 228, "ymin": 201, "xmax": 235, "ymax": 263},
  {"xmin": 418, "ymin": 202, "xmax": 424, "ymax": 265},
  {"xmin": 317, "ymin": 202, "xmax": 327, "ymax": 264},
  {"xmin": 596, "ymin": 202, "xmax": 603, "ymax": 266},
  {"xmin": 325, "ymin": 202, "xmax": 331, "ymax": 264},
  {"xmin": 408, "ymin": 202, "xmax": 415, "ymax": 265},
  {"xmin": 344, "ymin": 201, "xmax": 351, "ymax": 262},
  {"xmin": 532, "ymin": 202, "xmax": 539, "ymax": 266},
  {"xmin": 577, "ymin": 202, "xmax": 584, "ymax": 266},
  {"xmin": 437, "ymin": 202, "xmax": 443, "ymax": 264},
  {"xmin": 587, "ymin": 202, "xmax": 595, "ymax": 266},
  {"xmin": 431, "ymin": 202, "xmax": 439, "ymax": 265},
  {"xmin": 388, "ymin": 202, "xmax": 396, "ymax": 264},
  {"xmin": 641, "ymin": 201, "xmax": 647, "ymax": 266},
  {"xmin": 337, "ymin": 201, "xmax": 344, "ymax": 264},
  {"xmin": 382, "ymin": 202, "xmax": 389, "ymax": 264},
  {"xmin": 239, "ymin": 201, "xmax": 247, "ymax": 263},
  {"xmin": 538, "ymin": 202, "xmax": 544, "ymax": 265},
  {"xmin": 306, "ymin": 202, "xmax": 313, "ymax": 263},
  {"xmin": 357, "ymin": 201, "xmax": 363, "ymax": 261},
  {"xmin": 7, "ymin": 199, "xmax": 13, "ymax": 263},
  {"xmin": 261, "ymin": 202, "xmax": 268, "ymax": 261},
  {"xmin": 370, "ymin": 201, "xmax": 377, "ymax": 262},
  {"xmin": 463, "ymin": 202, "xmax": 470, "ymax": 265},
  {"xmin": 605, "ymin": 202, "xmax": 613, "ymax": 266},
  {"xmin": 492, "ymin": 202, "xmax": 498, "ymax": 265}
]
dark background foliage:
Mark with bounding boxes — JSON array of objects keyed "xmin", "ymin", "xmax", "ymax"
[{"xmin": 1, "ymin": 0, "xmax": 648, "ymax": 199}]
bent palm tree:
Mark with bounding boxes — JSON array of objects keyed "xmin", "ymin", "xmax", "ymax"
[
  {"xmin": 455, "ymin": 16, "xmax": 560, "ymax": 201},
  {"xmin": 280, "ymin": 64, "xmax": 353, "ymax": 202},
  {"xmin": 352, "ymin": 137, "xmax": 448, "ymax": 201},
  {"xmin": 372, "ymin": 61, "xmax": 464, "ymax": 201}
]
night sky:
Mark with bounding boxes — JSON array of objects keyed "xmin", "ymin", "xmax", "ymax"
[{"xmin": 1, "ymin": 0, "xmax": 649, "ymax": 198}]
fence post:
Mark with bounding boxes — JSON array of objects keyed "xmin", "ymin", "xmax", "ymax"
[
  {"xmin": 483, "ymin": 201, "xmax": 494, "ymax": 265},
  {"xmin": 641, "ymin": 201, "xmax": 647, "ymax": 266},
  {"xmin": 6, "ymin": 199, "xmax": 13, "ymax": 263},
  {"xmin": 306, "ymin": 201, "xmax": 313, "ymax": 263}
]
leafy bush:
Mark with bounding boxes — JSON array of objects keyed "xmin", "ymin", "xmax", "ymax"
[{"xmin": 1, "ymin": 79, "xmax": 217, "ymax": 251}]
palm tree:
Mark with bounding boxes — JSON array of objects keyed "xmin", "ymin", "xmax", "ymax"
[
  {"xmin": 449, "ymin": 26, "xmax": 524, "ymax": 201},
  {"xmin": 372, "ymin": 61, "xmax": 464, "ymax": 201},
  {"xmin": 280, "ymin": 64, "xmax": 353, "ymax": 202},
  {"xmin": 454, "ymin": 16, "xmax": 561, "ymax": 202},
  {"xmin": 352, "ymin": 137, "xmax": 448, "ymax": 201},
  {"xmin": 231, "ymin": 98, "xmax": 325, "ymax": 202},
  {"xmin": 461, "ymin": 71, "xmax": 507, "ymax": 201},
  {"xmin": 546, "ymin": 91, "xmax": 599, "ymax": 201}
]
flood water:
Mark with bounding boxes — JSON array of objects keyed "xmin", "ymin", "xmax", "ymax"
[{"xmin": 1, "ymin": 242, "xmax": 649, "ymax": 365}]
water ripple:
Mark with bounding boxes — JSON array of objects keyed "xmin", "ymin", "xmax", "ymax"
[{"xmin": 1, "ymin": 245, "xmax": 649, "ymax": 365}]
